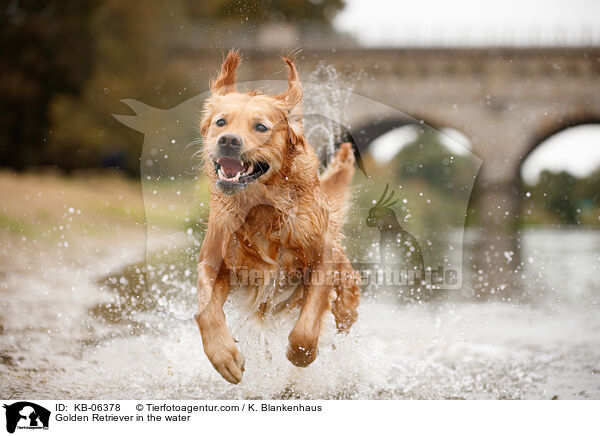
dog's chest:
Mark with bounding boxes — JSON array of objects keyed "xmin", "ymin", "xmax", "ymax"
[
  {"xmin": 225, "ymin": 220, "xmax": 306, "ymax": 319},
  {"xmin": 226, "ymin": 216, "xmax": 304, "ymax": 273}
]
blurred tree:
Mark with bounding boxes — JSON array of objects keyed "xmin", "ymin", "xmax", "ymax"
[
  {"xmin": 48, "ymin": 0, "xmax": 189, "ymax": 173},
  {"xmin": 575, "ymin": 168, "xmax": 600, "ymax": 225},
  {"xmin": 2, "ymin": 0, "xmax": 347, "ymax": 173},
  {"xmin": 522, "ymin": 168, "xmax": 600, "ymax": 226},
  {"xmin": 392, "ymin": 128, "xmax": 477, "ymax": 198},
  {"xmin": 0, "ymin": 0, "xmax": 98, "ymax": 168},
  {"xmin": 574, "ymin": 167, "xmax": 600, "ymax": 207},
  {"xmin": 534, "ymin": 170, "xmax": 578, "ymax": 224}
]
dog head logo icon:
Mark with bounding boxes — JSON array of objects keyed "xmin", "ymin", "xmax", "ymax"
[{"xmin": 3, "ymin": 402, "xmax": 50, "ymax": 433}]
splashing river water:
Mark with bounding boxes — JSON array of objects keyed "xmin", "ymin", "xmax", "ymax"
[{"xmin": 1, "ymin": 228, "xmax": 599, "ymax": 399}]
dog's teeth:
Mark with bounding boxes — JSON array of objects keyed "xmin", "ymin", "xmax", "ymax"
[{"xmin": 217, "ymin": 162, "xmax": 254, "ymax": 182}]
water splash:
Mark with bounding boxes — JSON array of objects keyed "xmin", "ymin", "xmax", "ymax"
[{"xmin": 303, "ymin": 62, "xmax": 365, "ymax": 166}]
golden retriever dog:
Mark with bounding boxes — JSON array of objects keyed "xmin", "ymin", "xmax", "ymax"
[{"xmin": 195, "ymin": 50, "xmax": 360, "ymax": 384}]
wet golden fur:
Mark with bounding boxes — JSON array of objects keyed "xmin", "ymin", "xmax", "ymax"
[{"xmin": 195, "ymin": 50, "xmax": 360, "ymax": 384}]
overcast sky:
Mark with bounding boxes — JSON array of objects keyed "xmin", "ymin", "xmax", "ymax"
[
  {"xmin": 335, "ymin": 0, "xmax": 600, "ymax": 181},
  {"xmin": 521, "ymin": 125, "xmax": 600, "ymax": 183},
  {"xmin": 334, "ymin": 0, "xmax": 600, "ymax": 47}
]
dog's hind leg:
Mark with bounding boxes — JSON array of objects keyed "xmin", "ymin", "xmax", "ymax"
[
  {"xmin": 332, "ymin": 251, "xmax": 360, "ymax": 332},
  {"xmin": 320, "ymin": 141, "xmax": 356, "ymax": 203},
  {"xmin": 320, "ymin": 144, "xmax": 360, "ymax": 331}
]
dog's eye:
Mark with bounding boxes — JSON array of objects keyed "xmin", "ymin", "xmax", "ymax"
[
  {"xmin": 216, "ymin": 118, "xmax": 226, "ymax": 127},
  {"xmin": 255, "ymin": 123, "xmax": 268, "ymax": 132}
]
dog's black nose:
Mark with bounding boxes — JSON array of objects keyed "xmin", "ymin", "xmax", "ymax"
[{"xmin": 217, "ymin": 133, "xmax": 243, "ymax": 152}]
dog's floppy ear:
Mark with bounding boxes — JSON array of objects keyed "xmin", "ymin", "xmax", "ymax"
[
  {"xmin": 278, "ymin": 56, "xmax": 303, "ymax": 109},
  {"xmin": 277, "ymin": 57, "xmax": 304, "ymax": 148},
  {"xmin": 210, "ymin": 50, "xmax": 241, "ymax": 95}
]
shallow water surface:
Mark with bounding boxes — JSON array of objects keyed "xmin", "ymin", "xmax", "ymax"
[{"xmin": 1, "ymin": 228, "xmax": 599, "ymax": 399}]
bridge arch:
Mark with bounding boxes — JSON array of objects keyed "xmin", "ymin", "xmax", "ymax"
[
  {"xmin": 347, "ymin": 115, "xmax": 476, "ymax": 176},
  {"xmin": 515, "ymin": 116, "xmax": 600, "ymax": 191},
  {"xmin": 349, "ymin": 116, "xmax": 422, "ymax": 156},
  {"xmin": 520, "ymin": 116, "xmax": 600, "ymax": 174},
  {"xmin": 348, "ymin": 114, "xmax": 469, "ymax": 154},
  {"xmin": 517, "ymin": 119, "xmax": 600, "ymax": 225}
]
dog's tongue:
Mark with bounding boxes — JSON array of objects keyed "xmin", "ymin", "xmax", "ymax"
[{"xmin": 218, "ymin": 158, "xmax": 245, "ymax": 177}]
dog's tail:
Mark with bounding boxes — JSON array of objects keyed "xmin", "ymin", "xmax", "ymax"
[{"xmin": 320, "ymin": 141, "xmax": 356, "ymax": 218}]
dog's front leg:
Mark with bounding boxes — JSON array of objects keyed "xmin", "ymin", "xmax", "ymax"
[
  {"xmin": 287, "ymin": 260, "xmax": 335, "ymax": 367},
  {"xmin": 195, "ymin": 263, "xmax": 245, "ymax": 384}
]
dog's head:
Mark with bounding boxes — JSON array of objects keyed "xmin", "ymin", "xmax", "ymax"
[{"xmin": 200, "ymin": 50, "xmax": 305, "ymax": 195}]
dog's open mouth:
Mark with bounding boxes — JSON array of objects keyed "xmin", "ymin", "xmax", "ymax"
[{"xmin": 213, "ymin": 157, "xmax": 269, "ymax": 189}]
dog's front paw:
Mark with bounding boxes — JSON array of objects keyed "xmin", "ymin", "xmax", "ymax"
[
  {"xmin": 204, "ymin": 339, "xmax": 245, "ymax": 384},
  {"xmin": 287, "ymin": 330, "xmax": 318, "ymax": 367}
]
